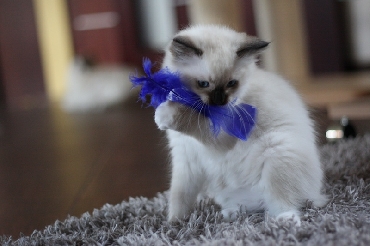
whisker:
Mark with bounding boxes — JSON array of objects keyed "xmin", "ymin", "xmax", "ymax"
[
  {"xmin": 184, "ymin": 99, "xmax": 205, "ymax": 135},
  {"xmin": 226, "ymin": 103, "xmax": 246, "ymax": 133},
  {"xmin": 235, "ymin": 103, "xmax": 256, "ymax": 125},
  {"xmin": 225, "ymin": 101, "xmax": 256, "ymax": 138}
]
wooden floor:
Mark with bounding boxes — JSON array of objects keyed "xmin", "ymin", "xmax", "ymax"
[
  {"xmin": 0, "ymin": 99, "xmax": 169, "ymax": 238},
  {"xmin": 1, "ymin": 97, "xmax": 368, "ymax": 239}
]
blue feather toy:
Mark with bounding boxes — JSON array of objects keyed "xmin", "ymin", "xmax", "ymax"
[{"xmin": 130, "ymin": 58, "xmax": 257, "ymax": 141}]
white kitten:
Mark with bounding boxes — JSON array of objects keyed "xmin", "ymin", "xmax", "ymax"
[{"xmin": 155, "ymin": 25, "xmax": 327, "ymax": 225}]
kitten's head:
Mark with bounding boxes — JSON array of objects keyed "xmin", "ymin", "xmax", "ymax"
[{"xmin": 162, "ymin": 25, "xmax": 269, "ymax": 105}]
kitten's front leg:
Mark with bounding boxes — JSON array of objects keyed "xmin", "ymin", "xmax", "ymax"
[
  {"xmin": 155, "ymin": 101, "xmax": 237, "ymax": 150},
  {"xmin": 154, "ymin": 101, "xmax": 179, "ymax": 131},
  {"xmin": 154, "ymin": 101, "xmax": 211, "ymax": 140},
  {"xmin": 168, "ymin": 160, "xmax": 202, "ymax": 222}
]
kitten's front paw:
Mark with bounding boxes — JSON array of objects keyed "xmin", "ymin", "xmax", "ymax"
[
  {"xmin": 167, "ymin": 204, "xmax": 189, "ymax": 222},
  {"xmin": 154, "ymin": 101, "xmax": 177, "ymax": 130}
]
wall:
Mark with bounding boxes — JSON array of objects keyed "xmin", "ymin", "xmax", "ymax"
[
  {"xmin": 33, "ymin": 0, "xmax": 74, "ymax": 104},
  {"xmin": 0, "ymin": 0, "xmax": 46, "ymax": 109}
]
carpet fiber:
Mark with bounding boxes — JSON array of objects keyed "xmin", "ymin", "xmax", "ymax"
[{"xmin": 2, "ymin": 135, "xmax": 370, "ymax": 245}]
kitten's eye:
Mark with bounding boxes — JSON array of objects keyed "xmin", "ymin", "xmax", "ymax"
[
  {"xmin": 227, "ymin": 79, "xmax": 238, "ymax": 88},
  {"xmin": 197, "ymin": 80, "xmax": 210, "ymax": 88}
]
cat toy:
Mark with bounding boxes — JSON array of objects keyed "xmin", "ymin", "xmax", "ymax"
[{"xmin": 130, "ymin": 58, "xmax": 257, "ymax": 141}]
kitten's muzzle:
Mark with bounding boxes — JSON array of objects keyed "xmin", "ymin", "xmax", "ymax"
[{"xmin": 210, "ymin": 88, "xmax": 227, "ymax": 105}]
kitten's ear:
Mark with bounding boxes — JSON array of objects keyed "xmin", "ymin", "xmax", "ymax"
[
  {"xmin": 237, "ymin": 38, "xmax": 269, "ymax": 58},
  {"xmin": 170, "ymin": 36, "xmax": 203, "ymax": 59}
]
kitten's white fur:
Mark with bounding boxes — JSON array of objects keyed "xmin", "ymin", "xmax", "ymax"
[{"xmin": 155, "ymin": 25, "xmax": 327, "ymax": 226}]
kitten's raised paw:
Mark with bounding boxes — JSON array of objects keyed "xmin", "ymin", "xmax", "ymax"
[{"xmin": 154, "ymin": 101, "xmax": 177, "ymax": 130}]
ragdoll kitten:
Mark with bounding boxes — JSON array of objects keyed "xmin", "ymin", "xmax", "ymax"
[{"xmin": 155, "ymin": 25, "xmax": 327, "ymax": 225}]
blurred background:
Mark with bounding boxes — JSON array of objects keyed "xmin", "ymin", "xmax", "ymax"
[{"xmin": 0, "ymin": 0, "xmax": 369, "ymax": 238}]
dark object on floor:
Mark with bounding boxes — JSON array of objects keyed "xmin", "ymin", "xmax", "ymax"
[
  {"xmin": 326, "ymin": 117, "xmax": 357, "ymax": 142},
  {"xmin": 341, "ymin": 117, "xmax": 357, "ymax": 139}
]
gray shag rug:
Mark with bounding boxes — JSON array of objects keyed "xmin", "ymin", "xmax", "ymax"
[{"xmin": 2, "ymin": 135, "xmax": 370, "ymax": 245}]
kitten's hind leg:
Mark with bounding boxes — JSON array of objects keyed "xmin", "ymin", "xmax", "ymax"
[
  {"xmin": 260, "ymin": 158, "xmax": 311, "ymax": 226},
  {"xmin": 264, "ymin": 197, "xmax": 302, "ymax": 226},
  {"xmin": 275, "ymin": 210, "xmax": 301, "ymax": 226}
]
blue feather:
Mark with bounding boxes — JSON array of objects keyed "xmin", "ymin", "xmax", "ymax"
[{"xmin": 130, "ymin": 58, "xmax": 257, "ymax": 141}]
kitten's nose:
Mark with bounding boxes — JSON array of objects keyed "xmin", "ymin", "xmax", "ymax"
[{"xmin": 210, "ymin": 88, "xmax": 227, "ymax": 105}]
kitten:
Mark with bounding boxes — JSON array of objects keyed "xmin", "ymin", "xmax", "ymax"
[{"xmin": 155, "ymin": 25, "xmax": 327, "ymax": 225}]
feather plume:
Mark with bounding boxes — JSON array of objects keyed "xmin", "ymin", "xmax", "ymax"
[{"xmin": 130, "ymin": 58, "xmax": 257, "ymax": 141}]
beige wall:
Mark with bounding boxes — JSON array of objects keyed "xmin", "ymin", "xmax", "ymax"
[{"xmin": 188, "ymin": 0, "xmax": 244, "ymax": 31}]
